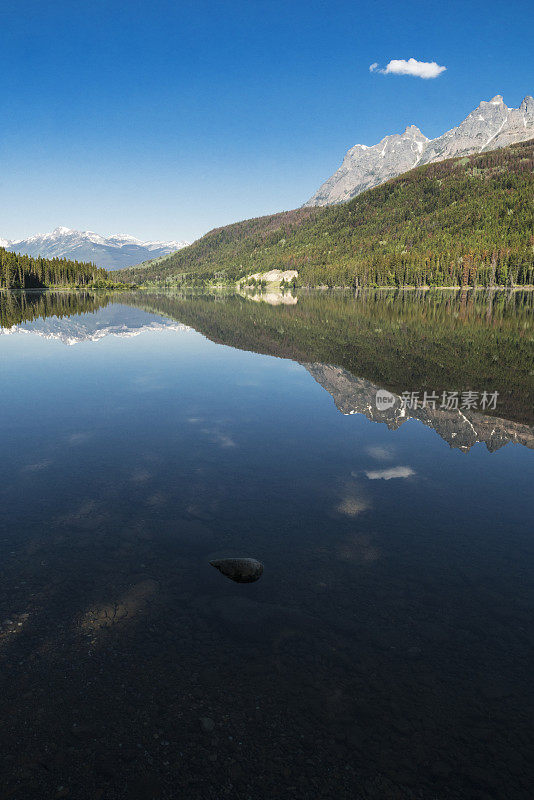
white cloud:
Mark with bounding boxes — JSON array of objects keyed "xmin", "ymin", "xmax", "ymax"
[
  {"xmin": 200, "ymin": 426, "xmax": 237, "ymax": 448},
  {"xmin": 365, "ymin": 466, "xmax": 415, "ymax": 480},
  {"xmin": 338, "ymin": 533, "xmax": 380, "ymax": 564},
  {"xmin": 370, "ymin": 58, "xmax": 446, "ymax": 79}
]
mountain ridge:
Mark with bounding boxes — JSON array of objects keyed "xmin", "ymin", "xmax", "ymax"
[
  {"xmin": 114, "ymin": 138, "xmax": 534, "ymax": 288},
  {"xmin": 1, "ymin": 226, "xmax": 189, "ymax": 270},
  {"xmin": 304, "ymin": 94, "xmax": 534, "ymax": 206}
]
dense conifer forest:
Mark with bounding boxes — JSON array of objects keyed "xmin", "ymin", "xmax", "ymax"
[
  {"xmin": 115, "ymin": 139, "xmax": 534, "ymax": 288},
  {"xmin": 0, "ymin": 248, "xmax": 115, "ymax": 288}
]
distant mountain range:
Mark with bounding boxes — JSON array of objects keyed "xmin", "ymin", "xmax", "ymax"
[
  {"xmin": 0, "ymin": 227, "xmax": 189, "ymax": 270},
  {"xmin": 304, "ymin": 94, "xmax": 534, "ymax": 206}
]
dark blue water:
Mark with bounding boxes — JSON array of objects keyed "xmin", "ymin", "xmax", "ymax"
[{"xmin": 0, "ymin": 293, "xmax": 533, "ymax": 800}]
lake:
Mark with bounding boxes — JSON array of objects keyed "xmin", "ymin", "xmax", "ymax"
[{"xmin": 0, "ymin": 288, "xmax": 533, "ymax": 800}]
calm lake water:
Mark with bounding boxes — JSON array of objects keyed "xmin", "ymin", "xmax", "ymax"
[{"xmin": 0, "ymin": 289, "xmax": 533, "ymax": 800}]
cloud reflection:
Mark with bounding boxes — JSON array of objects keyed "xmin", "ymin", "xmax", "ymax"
[
  {"xmin": 365, "ymin": 466, "xmax": 415, "ymax": 480},
  {"xmin": 336, "ymin": 479, "xmax": 371, "ymax": 516},
  {"xmin": 338, "ymin": 533, "xmax": 380, "ymax": 564},
  {"xmin": 23, "ymin": 460, "xmax": 53, "ymax": 472},
  {"xmin": 365, "ymin": 445, "xmax": 395, "ymax": 461}
]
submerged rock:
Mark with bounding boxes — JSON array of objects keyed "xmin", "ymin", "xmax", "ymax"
[{"xmin": 209, "ymin": 557, "xmax": 264, "ymax": 583}]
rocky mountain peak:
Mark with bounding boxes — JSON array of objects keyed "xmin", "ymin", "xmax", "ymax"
[
  {"xmin": 404, "ymin": 124, "xmax": 426, "ymax": 137},
  {"xmin": 304, "ymin": 94, "xmax": 534, "ymax": 207},
  {"xmin": 305, "ymin": 122, "xmax": 431, "ymax": 206}
]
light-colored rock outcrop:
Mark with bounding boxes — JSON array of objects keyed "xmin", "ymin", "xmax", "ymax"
[{"xmin": 245, "ymin": 269, "xmax": 298, "ymax": 284}]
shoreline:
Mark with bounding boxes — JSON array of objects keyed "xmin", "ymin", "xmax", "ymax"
[
  {"xmin": 2, "ymin": 284, "xmax": 534, "ymax": 293},
  {"xmin": 143, "ymin": 283, "xmax": 534, "ymax": 292}
]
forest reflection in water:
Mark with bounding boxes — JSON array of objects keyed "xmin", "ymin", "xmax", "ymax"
[
  {"xmin": 2, "ymin": 286, "xmax": 533, "ymax": 434},
  {"xmin": 0, "ymin": 288, "xmax": 533, "ymax": 800}
]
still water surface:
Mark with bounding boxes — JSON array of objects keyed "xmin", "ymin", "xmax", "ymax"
[{"xmin": 0, "ymin": 290, "xmax": 533, "ymax": 800}]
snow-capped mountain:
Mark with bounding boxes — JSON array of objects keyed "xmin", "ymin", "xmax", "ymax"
[
  {"xmin": 1, "ymin": 226, "xmax": 189, "ymax": 270},
  {"xmin": 0, "ymin": 305, "xmax": 191, "ymax": 345},
  {"xmin": 304, "ymin": 94, "xmax": 534, "ymax": 206}
]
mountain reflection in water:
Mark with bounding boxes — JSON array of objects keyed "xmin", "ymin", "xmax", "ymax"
[
  {"xmin": 303, "ymin": 364, "xmax": 533, "ymax": 452},
  {"xmin": 0, "ymin": 288, "xmax": 533, "ymax": 800},
  {"xmin": 2, "ymin": 288, "xmax": 532, "ymax": 450}
]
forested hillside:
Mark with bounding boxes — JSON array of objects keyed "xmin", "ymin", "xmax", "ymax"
[
  {"xmin": 115, "ymin": 139, "xmax": 534, "ymax": 287},
  {"xmin": 0, "ymin": 248, "xmax": 112, "ymax": 288}
]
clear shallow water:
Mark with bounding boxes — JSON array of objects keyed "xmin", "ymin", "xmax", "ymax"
[{"xmin": 0, "ymin": 290, "xmax": 533, "ymax": 800}]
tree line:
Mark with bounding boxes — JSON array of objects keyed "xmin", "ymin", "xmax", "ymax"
[{"xmin": 0, "ymin": 248, "xmax": 121, "ymax": 289}]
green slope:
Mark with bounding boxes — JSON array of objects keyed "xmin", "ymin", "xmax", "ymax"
[
  {"xmin": 115, "ymin": 139, "xmax": 534, "ymax": 288},
  {"xmin": 115, "ymin": 207, "xmax": 319, "ymax": 285}
]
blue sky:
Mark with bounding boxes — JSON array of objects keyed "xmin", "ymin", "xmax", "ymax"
[{"xmin": 1, "ymin": 0, "xmax": 533, "ymax": 242}]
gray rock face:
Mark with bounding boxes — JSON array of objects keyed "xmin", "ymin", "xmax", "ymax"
[
  {"xmin": 419, "ymin": 95, "xmax": 534, "ymax": 163},
  {"xmin": 304, "ymin": 95, "xmax": 534, "ymax": 207},
  {"xmin": 302, "ymin": 363, "xmax": 534, "ymax": 453},
  {"xmin": 304, "ymin": 125, "xmax": 429, "ymax": 206}
]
